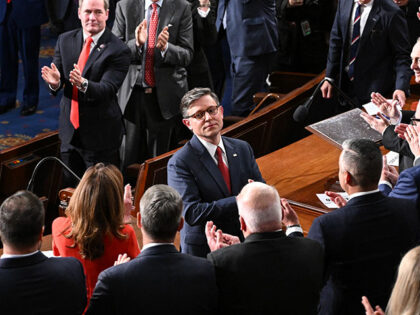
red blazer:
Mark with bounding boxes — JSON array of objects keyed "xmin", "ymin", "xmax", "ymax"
[{"xmin": 52, "ymin": 217, "xmax": 140, "ymax": 302}]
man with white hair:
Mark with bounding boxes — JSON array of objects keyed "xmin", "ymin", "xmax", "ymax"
[{"xmin": 205, "ymin": 182, "xmax": 324, "ymax": 315}]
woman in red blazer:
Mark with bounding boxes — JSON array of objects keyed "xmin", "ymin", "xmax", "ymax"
[{"xmin": 52, "ymin": 163, "xmax": 140, "ymax": 303}]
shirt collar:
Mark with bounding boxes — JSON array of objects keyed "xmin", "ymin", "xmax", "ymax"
[
  {"xmin": 348, "ymin": 189, "xmax": 379, "ymax": 200},
  {"xmin": 142, "ymin": 242, "xmax": 174, "ymax": 251},
  {"xmin": 354, "ymin": 0, "xmax": 374, "ymax": 8},
  {"xmin": 145, "ymin": 0, "xmax": 163, "ymax": 9},
  {"xmin": 82, "ymin": 28, "xmax": 106, "ymax": 47},
  {"xmin": 196, "ymin": 136, "xmax": 226, "ymax": 159},
  {"xmin": 1, "ymin": 250, "xmax": 39, "ymax": 259}
]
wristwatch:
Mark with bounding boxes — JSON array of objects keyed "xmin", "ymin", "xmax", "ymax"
[{"xmin": 78, "ymin": 78, "xmax": 88, "ymax": 92}]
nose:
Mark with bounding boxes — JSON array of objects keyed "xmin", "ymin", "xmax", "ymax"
[
  {"xmin": 203, "ymin": 110, "xmax": 212, "ymax": 120},
  {"xmin": 89, "ymin": 12, "xmax": 96, "ymax": 20}
]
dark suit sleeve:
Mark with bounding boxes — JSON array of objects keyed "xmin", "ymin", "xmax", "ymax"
[
  {"xmin": 389, "ymin": 170, "xmax": 419, "ymax": 200},
  {"xmin": 86, "ymin": 269, "xmax": 116, "ymax": 315},
  {"xmin": 379, "ymin": 183, "xmax": 392, "ymax": 196},
  {"xmin": 382, "ymin": 125, "xmax": 414, "ymax": 159},
  {"xmin": 83, "ymin": 44, "xmax": 131, "ymax": 103},
  {"xmin": 389, "ymin": 9, "xmax": 412, "ymax": 93},
  {"xmin": 167, "ymin": 157, "xmax": 238, "ymax": 227},
  {"xmin": 163, "ymin": 3, "xmax": 194, "ymax": 67},
  {"xmin": 325, "ymin": 0, "xmax": 343, "ymax": 79},
  {"xmin": 307, "ymin": 217, "xmax": 326, "ymax": 249},
  {"xmin": 50, "ymin": 35, "xmax": 66, "ymax": 95},
  {"xmin": 194, "ymin": 4, "xmax": 217, "ymax": 47}
]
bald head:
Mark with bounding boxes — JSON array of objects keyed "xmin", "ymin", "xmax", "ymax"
[{"xmin": 237, "ymin": 182, "xmax": 282, "ymax": 233}]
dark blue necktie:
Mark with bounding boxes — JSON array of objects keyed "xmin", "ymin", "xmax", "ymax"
[{"xmin": 348, "ymin": 3, "xmax": 362, "ymax": 81}]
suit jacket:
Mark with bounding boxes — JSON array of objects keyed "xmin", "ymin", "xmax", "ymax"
[
  {"xmin": 0, "ymin": 251, "xmax": 87, "ymax": 315},
  {"xmin": 52, "ymin": 28, "xmax": 130, "ymax": 151},
  {"xmin": 307, "ymin": 192, "xmax": 420, "ymax": 315},
  {"xmin": 326, "ymin": 0, "xmax": 411, "ymax": 104},
  {"xmin": 112, "ymin": 0, "xmax": 194, "ymax": 119},
  {"xmin": 0, "ymin": 0, "xmax": 48, "ymax": 27},
  {"xmin": 207, "ymin": 231, "xmax": 324, "ymax": 315},
  {"xmin": 216, "ymin": 0, "xmax": 278, "ymax": 57},
  {"xmin": 167, "ymin": 135, "xmax": 264, "ymax": 257},
  {"xmin": 86, "ymin": 244, "xmax": 218, "ymax": 314},
  {"xmin": 379, "ymin": 165, "xmax": 420, "ymax": 207},
  {"xmin": 382, "ymin": 110, "xmax": 416, "ymax": 172}
]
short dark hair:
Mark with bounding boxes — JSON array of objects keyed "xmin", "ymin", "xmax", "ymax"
[
  {"xmin": 180, "ymin": 87, "xmax": 220, "ymax": 118},
  {"xmin": 0, "ymin": 191, "xmax": 44, "ymax": 249},
  {"xmin": 140, "ymin": 185, "xmax": 183, "ymax": 241},
  {"xmin": 341, "ymin": 139, "xmax": 382, "ymax": 188}
]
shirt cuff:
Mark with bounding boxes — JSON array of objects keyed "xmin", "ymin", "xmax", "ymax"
[
  {"xmin": 160, "ymin": 43, "xmax": 168, "ymax": 57},
  {"xmin": 414, "ymin": 156, "xmax": 420, "ymax": 167},
  {"xmin": 325, "ymin": 77, "xmax": 335, "ymax": 83},
  {"xmin": 49, "ymin": 83, "xmax": 60, "ymax": 91},
  {"xmin": 286, "ymin": 225, "xmax": 303, "ymax": 236},
  {"xmin": 197, "ymin": 7, "xmax": 210, "ymax": 17},
  {"xmin": 379, "ymin": 180, "xmax": 393, "ymax": 189},
  {"xmin": 390, "ymin": 108, "xmax": 402, "ymax": 125}
]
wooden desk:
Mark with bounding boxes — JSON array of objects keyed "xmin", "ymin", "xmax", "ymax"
[{"xmin": 257, "ymin": 135, "xmax": 342, "ymax": 234}]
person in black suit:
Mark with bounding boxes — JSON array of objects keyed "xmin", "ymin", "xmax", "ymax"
[
  {"xmin": 206, "ymin": 181, "xmax": 324, "ymax": 315},
  {"xmin": 0, "ymin": 0, "xmax": 48, "ymax": 115},
  {"xmin": 87, "ymin": 184, "xmax": 218, "ymax": 315},
  {"xmin": 307, "ymin": 139, "xmax": 420, "ymax": 315},
  {"xmin": 0, "ymin": 191, "xmax": 87, "ymax": 314},
  {"xmin": 41, "ymin": 0, "xmax": 130, "ymax": 182},
  {"xmin": 321, "ymin": 0, "xmax": 412, "ymax": 108}
]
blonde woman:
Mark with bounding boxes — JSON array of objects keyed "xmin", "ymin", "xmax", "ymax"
[{"xmin": 362, "ymin": 246, "xmax": 420, "ymax": 315}]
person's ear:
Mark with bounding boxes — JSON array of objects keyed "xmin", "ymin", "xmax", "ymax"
[
  {"xmin": 182, "ymin": 118, "xmax": 192, "ymax": 130},
  {"xmin": 137, "ymin": 212, "xmax": 142, "ymax": 229},
  {"xmin": 177, "ymin": 217, "xmax": 184, "ymax": 232},
  {"xmin": 239, "ymin": 216, "xmax": 247, "ymax": 232}
]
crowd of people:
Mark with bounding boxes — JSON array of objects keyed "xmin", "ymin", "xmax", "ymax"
[{"xmin": 2, "ymin": 0, "xmax": 420, "ymax": 313}]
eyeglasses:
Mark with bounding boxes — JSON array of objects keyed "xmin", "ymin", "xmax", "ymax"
[
  {"xmin": 185, "ymin": 105, "xmax": 221, "ymax": 120},
  {"xmin": 410, "ymin": 118, "xmax": 420, "ymax": 125}
]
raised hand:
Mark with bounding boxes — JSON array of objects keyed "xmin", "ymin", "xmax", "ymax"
[
  {"xmin": 156, "ymin": 26, "xmax": 169, "ymax": 51},
  {"xmin": 41, "ymin": 63, "xmax": 61, "ymax": 89},
  {"xmin": 135, "ymin": 19, "xmax": 147, "ymax": 46}
]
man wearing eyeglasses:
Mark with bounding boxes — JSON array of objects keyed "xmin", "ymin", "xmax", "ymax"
[
  {"xmin": 167, "ymin": 87, "xmax": 264, "ymax": 257},
  {"xmin": 361, "ymin": 38, "xmax": 420, "ymax": 172}
]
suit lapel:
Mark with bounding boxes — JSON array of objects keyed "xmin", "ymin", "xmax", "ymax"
[
  {"xmin": 224, "ymin": 137, "xmax": 241, "ymax": 195},
  {"xmin": 82, "ymin": 29, "xmax": 110, "ymax": 76},
  {"xmin": 358, "ymin": 1, "xmax": 380, "ymax": 53},
  {"xmin": 341, "ymin": 0, "xmax": 354, "ymax": 48},
  {"xmin": 190, "ymin": 135, "xmax": 230, "ymax": 197},
  {"xmin": 72, "ymin": 30, "xmax": 84, "ymax": 65},
  {"xmin": 158, "ymin": 0, "xmax": 175, "ymax": 34}
]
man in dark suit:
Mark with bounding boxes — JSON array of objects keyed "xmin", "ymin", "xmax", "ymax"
[
  {"xmin": 87, "ymin": 184, "xmax": 218, "ymax": 314},
  {"xmin": 206, "ymin": 182, "xmax": 324, "ymax": 315},
  {"xmin": 216, "ymin": 0, "xmax": 278, "ymax": 116},
  {"xmin": 41, "ymin": 0, "xmax": 130, "ymax": 181},
  {"xmin": 0, "ymin": 190, "xmax": 86, "ymax": 314},
  {"xmin": 113, "ymin": 0, "xmax": 193, "ymax": 172},
  {"xmin": 307, "ymin": 139, "xmax": 419, "ymax": 314},
  {"xmin": 167, "ymin": 88, "xmax": 264, "ymax": 257},
  {"xmin": 320, "ymin": 0, "xmax": 412, "ymax": 108},
  {"xmin": 0, "ymin": 0, "xmax": 48, "ymax": 115}
]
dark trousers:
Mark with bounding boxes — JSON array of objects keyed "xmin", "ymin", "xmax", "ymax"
[
  {"xmin": 230, "ymin": 52, "xmax": 275, "ymax": 116},
  {"xmin": 60, "ymin": 139, "xmax": 120, "ymax": 188},
  {"xmin": 121, "ymin": 86, "xmax": 176, "ymax": 173},
  {"xmin": 0, "ymin": 3, "xmax": 40, "ymax": 109}
]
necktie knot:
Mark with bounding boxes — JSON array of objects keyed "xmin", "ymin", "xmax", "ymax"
[
  {"xmin": 85, "ymin": 36, "xmax": 93, "ymax": 46},
  {"xmin": 152, "ymin": 2, "xmax": 158, "ymax": 10}
]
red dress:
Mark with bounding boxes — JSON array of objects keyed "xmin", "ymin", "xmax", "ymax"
[{"xmin": 52, "ymin": 217, "xmax": 140, "ymax": 302}]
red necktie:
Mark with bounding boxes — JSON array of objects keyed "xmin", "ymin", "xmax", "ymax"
[
  {"xmin": 144, "ymin": 3, "xmax": 158, "ymax": 87},
  {"xmin": 70, "ymin": 36, "xmax": 93, "ymax": 129},
  {"xmin": 7, "ymin": 0, "xmax": 11, "ymax": 3},
  {"xmin": 216, "ymin": 147, "xmax": 231, "ymax": 193}
]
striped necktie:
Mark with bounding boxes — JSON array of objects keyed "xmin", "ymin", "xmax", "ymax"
[{"xmin": 348, "ymin": 3, "xmax": 362, "ymax": 82}]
